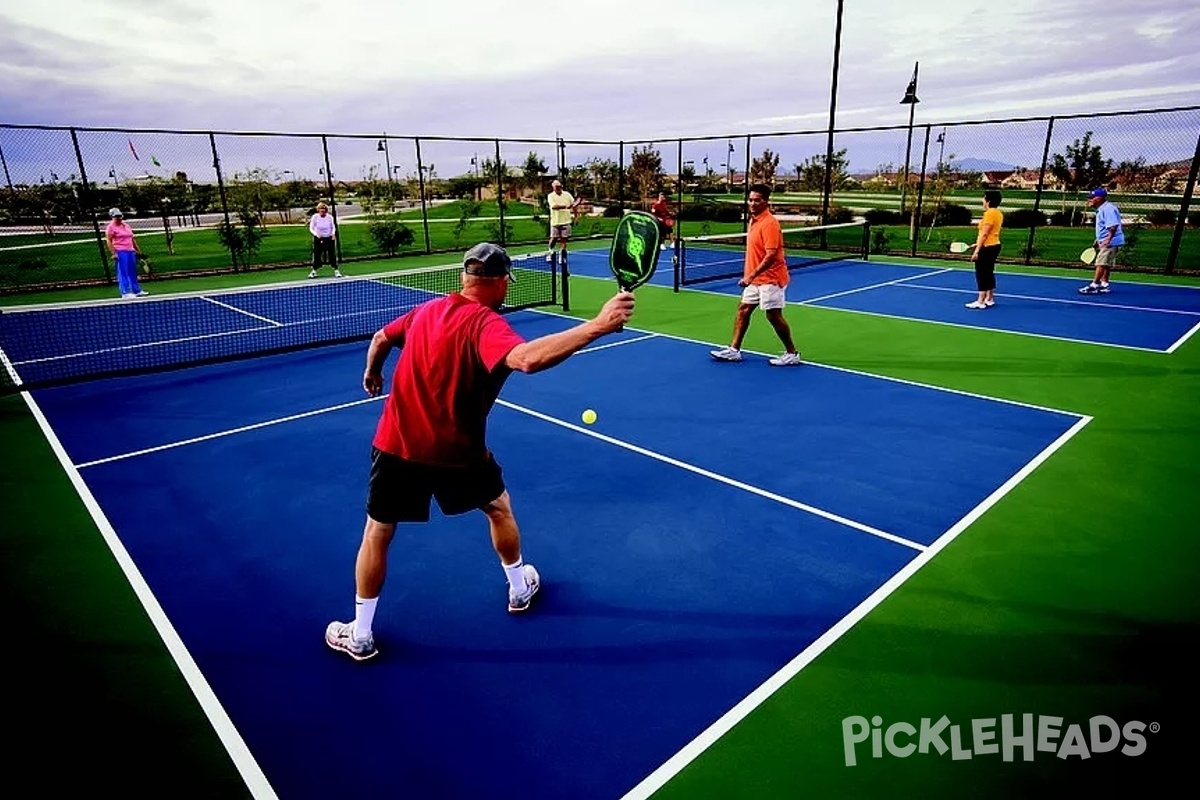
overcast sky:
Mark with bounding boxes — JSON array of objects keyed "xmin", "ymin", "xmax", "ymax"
[{"xmin": 2, "ymin": 0, "xmax": 1199, "ymax": 180}]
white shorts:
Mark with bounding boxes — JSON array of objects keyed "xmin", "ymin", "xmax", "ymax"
[
  {"xmin": 550, "ymin": 224, "xmax": 572, "ymax": 241},
  {"xmin": 740, "ymin": 283, "xmax": 787, "ymax": 310}
]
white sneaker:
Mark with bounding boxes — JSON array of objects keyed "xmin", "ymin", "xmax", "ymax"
[
  {"xmin": 507, "ymin": 564, "xmax": 541, "ymax": 613},
  {"xmin": 308, "ymin": 270, "xmax": 317, "ymax": 279},
  {"xmin": 121, "ymin": 293, "xmax": 136, "ymax": 300},
  {"xmin": 135, "ymin": 290, "xmax": 149, "ymax": 297},
  {"xmin": 333, "ymin": 270, "xmax": 343, "ymax": 278},
  {"xmin": 545, "ymin": 252, "xmax": 554, "ymax": 262},
  {"xmin": 965, "ymin": 301, "xmax": 987, "ymax": 309},
  {"xmin": 710, "ymin": 346, "xmax": 742, "ymax": 362},
  {"xmin": 769, "ymin": 352, "xmax": 802, "ymax": 367},
  {"xmin": 324, "ymin": 621, "xmax": 378, "ymax": 661},
  {"xmin": 984, "ymin": 299, "xmax": 994, "ymax": 307}
]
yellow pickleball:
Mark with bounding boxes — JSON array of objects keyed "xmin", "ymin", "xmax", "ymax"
[{"xmin": 581, "ymin": 409, "xmax": 597, "ymax": 425}]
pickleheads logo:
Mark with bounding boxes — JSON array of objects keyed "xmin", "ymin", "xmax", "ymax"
[{"xmin": 842, "ymin": 715, "xmax": 1158, "ymax": 767}]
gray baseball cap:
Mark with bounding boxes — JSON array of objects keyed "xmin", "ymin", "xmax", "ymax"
[
  {"xmin": 108, "ymin": 207, "xmax": 123, "ymax": 217},
  {"xmin": 463, "ymin": 242, "xmax": 516, "ymax": 281}
]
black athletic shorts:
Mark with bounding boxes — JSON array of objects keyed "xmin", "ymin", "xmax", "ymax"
[{"xmin": 366, "ymin": 447, "xmax": 506, "ymax": 523}]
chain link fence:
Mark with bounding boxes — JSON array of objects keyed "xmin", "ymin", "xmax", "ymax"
[{"xmin": 2, "ymin": 106, "xmax": 1197, "ymax": 294}]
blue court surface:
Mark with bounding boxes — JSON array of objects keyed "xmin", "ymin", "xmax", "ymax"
[
  {"xmin": 30, "ymin": 308, "xmax": 1089, "ymax": 799},
  {"xmin": 565, "ymin": 247, "xmax": 1200, "ymax": 353}
]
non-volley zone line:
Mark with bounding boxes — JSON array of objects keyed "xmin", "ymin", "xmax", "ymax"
[{"xmin": 73, "ymin": 376, "xmax": 923, "ymax": 551}]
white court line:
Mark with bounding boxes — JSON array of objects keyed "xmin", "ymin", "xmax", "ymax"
[
  {"xmin": 578, "ymin": 333, "xmax": 660, "ymax": 354},
  {"xmin": 201, "ymin": 296, "xmax": 284, "ymax": 326},
  {"xmin": 497, "ymin": 399, "xmax": 925, "ymax": 552},
  {"xmin": 897, "ymin": 282, "xmax": 1200, "ymax": 316},
  {"xmin": 14, "ymin": 388, "xmax": 280, "ymax": 800},
  {"xmin": 658, "ymin": 271, "xmax": 1179, "ymax": 354},
  {"xmin": 620, "ymin": 412, "xmax": 1093, "ymax": 800},
  {"xmin": 75, "ymin": 396, "xmax": 383, "ymax": 468},
  {"xmin": 75, "ymin": 385, "xmax": 922, "ymax": 551},
  {"xmin": 528, "ymin": 302, "xmax": 1087, "ymax": 418},
  {"xmin": 1166, "ymin": 319, "xmax": 1200, "ymax": 354},
  {"xmin": 800, "ymin": 267, "xmax": 952, "ymax": 305}
]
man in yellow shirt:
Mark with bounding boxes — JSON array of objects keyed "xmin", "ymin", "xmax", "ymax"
[
  {"xmin": 966, "ymin": 190, "xmax": 1003, "ymax": 309},
  {"xmin": 546, "ymin": 179, "xmax": 577, "ymax": 262}
]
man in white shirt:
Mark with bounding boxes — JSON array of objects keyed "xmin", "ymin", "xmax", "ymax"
[
  {"xmin": 545, "ymin": 179, "xmax": 576, "ymax": 263},
  {"xmin": 309, "ymin": 202, "xmax": 342, "ymax": 278}
]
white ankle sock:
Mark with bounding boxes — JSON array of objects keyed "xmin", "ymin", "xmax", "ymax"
[
  {"xmin": 353, "ymin": 596, "xmax": 377, "ymax": 642},
  {"xmin": 502, "ymin": 558, "xmax": 528, "ymax": 594}
]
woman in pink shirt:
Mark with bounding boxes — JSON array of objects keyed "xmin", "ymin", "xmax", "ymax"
[{"xmin": 105, "ymin": 208, "xmax": 148, "ymax": 299}]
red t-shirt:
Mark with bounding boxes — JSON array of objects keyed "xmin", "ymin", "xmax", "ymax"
[
  {"xmin": 372, "ymin": 293, "xmax": 525, "ymax": 466},
  {"xmin": 651, "ymin": 198, "xmax": 673, "ymax": 225}
]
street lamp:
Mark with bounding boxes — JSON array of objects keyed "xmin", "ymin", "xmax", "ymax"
[
  {"xmin": 377, "ymin": 138, "xmax": 393, "ymax": 184},
  {"xmin": 727, "ymin": 141, "xmax": 735, "ymax": 191},
  {"xmin": 899, "ymin": 61, "xmax": 920, "ymax": 223}
]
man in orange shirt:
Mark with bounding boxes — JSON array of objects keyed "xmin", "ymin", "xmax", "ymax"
[{"xmin": 710, "ymin": 184, "xmax": 801, "ymax": 366}]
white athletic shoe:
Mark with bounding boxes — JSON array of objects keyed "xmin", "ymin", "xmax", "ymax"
[
  {"xmin": 507, "ymin": 564, "xmax": 541, "ymax": 613},
  {"xmin": 768, "ymin": 352, "xmax": 802, "ymax": 367},
  {"xmin": 324, "ymin": 621, "xmax": 378, "ymax": 661},
  {"xmin": 710, "ymin": 346, "xmax": 743, "ymax": 362}
]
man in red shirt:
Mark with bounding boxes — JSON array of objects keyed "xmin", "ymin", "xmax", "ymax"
[
  {"xmin": 709, "ymin": 183, "xmax": 801, "ymax": 366},
  {"xmin": 650, "ymin": 191, "xmax": 675, "ymax": 251},
  {"xmin": 326, "ymin": 242, "xmax": 636, "ymax": 660}
]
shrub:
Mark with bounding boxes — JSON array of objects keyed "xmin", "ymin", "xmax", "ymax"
[
  {"xmin": 863, "ymin": 208, "xmax": 903, "ymax": 225},
  {"xmin": 1049, "ymin": 210, "xmax": 1085, "ymax": 227},
  {"xmin": 1004, "ymin": 208, "xmax": 1046, "ymax": 229},
  {"xmin": 870, "ymin": 227, "xmax": 891, "ymax": 255},
  {"xmin": 1189, "ymin": 210, "xmax": 1200, "ymax": 227},
  {"xmin": 824, "ymin": 205, "xmax": 854, "ymax": 224},
  {"xmin": 1146, "ymin": 208, "xmax": 1177, "ymax": 227},
  {"xmin": 935, "ymin": 203, "xmax": 973, "ymax": 226},
  {"xmin": 367, "ymin": 220, "xmax": 415, "ymax": 255}
]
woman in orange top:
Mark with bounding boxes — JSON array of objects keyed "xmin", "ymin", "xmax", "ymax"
[{"xmin": 967, "ymin": 190, "xmax": 1003, "ymax": 309}]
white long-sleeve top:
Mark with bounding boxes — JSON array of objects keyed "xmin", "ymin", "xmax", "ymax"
[{"xmin": 310, "ymin": 213, "xmax": 336, "ymax": 238}]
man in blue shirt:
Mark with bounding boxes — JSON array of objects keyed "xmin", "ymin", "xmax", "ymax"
[{"xmin": 1079, "ymin": 187, "xmax": 1124, "ymax": 294}]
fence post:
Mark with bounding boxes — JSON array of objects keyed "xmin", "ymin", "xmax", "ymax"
[
  {"xmin": 1164, "ymin": 129, "xmax": 1200, "ymax": 275},
  {"xmin": 320, "ymin": 136, "xmax": 340, "ymax": 264},
  {"xmin": 617, "ymin": 141, "xmax": 625, "ymax": 215},
  {"xmin": 70, "ymin": 128, "xmax": 112, "ymax": 283},
  {"xmin": 1026, "ymin": 117, "xmax": 1055, "ymax": 266},
  {"xmin": 910, "ymin": 126, "xmax": 931, "ymax": 258},
  {"xmin": 742, "ymin": 134, "xmax": 752, "ymax": 232},
  {"xmin": 208, "ymin": 132, "xmax": 235, "ymax": 270},
  {"xmin": 414, "ymin": 137, "xmax": 431, "ymax": 254},
  {"xmin": 495, "ymin": 139, "xmax": 506, "ymax": 246}
]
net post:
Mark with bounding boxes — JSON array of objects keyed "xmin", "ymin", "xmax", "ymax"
[
  {"xmin": 673, "ymin": 240, "xmax": 682, "ymax": 292},
  {"xmin": 559, "ymin": 251, "xmax": 570, "ymax": 312},
  {"xmin": 861, "ymin": 220, "xmax": 871, "ymax": 261}
]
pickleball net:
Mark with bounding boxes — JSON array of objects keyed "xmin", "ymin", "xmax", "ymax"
[
  {"xmin": 673, "ymin": 221, "xmax": 871, "ymax": 289},
  {"xmin": 0, "ymin": 253, "xmax": 566, "ymax": 393}
]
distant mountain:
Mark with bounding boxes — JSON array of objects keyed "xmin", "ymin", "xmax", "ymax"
[{"xmin": 951, "ymin": 157, "xmax": 1019, "ymax": 172}]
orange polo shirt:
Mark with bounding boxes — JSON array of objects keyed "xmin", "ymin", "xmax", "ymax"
[{"xmin": 744, "ymin": 210, "xmax": 788, "ymax": 286}]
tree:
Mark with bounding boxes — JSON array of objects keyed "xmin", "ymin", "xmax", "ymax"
[
  {"xmin": 521, "ymin": 151, "xmax": 547, "ymax": 196},
  {"xmin": 793, "ymin": 148, "xmax": 849, "ymax": 192},
  {"xmin": 750, "ymin": 148, "xmax": 781, "ymax": 187},
  {"xmin": 1050, "ymin": 131, "xmax": 1112, "ymax": 222},
  {"xmin": 626, "ymin": 146, "xmax": 664, "ymax": 205}
]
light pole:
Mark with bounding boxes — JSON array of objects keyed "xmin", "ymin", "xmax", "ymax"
[
  {"xmin": 471, "ymin": 154, "xmax": 480, "ymax": 201},
  {"xmin": 727, "ymin": 141, "xmax": 735, "ymax": 192},
  {"xmin": 899, "ymin": 61, "xmax": 920, "ymax": 239},
  {"xmin": 822, "ymin": 0, "xmax": 845, "ymax": 226}
]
